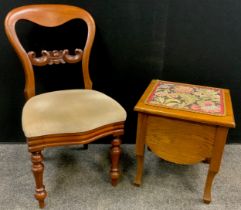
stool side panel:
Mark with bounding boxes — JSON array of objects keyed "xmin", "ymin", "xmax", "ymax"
[{"xmin": 145, "ymin": 116, "xmax": 216, "ymax": 164}]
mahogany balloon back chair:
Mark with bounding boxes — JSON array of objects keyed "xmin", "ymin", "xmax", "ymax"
[{"xmin": 5, "ymin": 4, "xmax": 126, "ymax": 208}]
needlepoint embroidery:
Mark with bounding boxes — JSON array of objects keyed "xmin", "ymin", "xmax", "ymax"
[{"xmin": 145, "ymin": 80, "xmax": 225, "ymax": 116}]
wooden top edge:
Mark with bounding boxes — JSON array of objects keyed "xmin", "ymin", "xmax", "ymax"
[{"xmin": 150, "ymin": 79, "xmax": 231, "ymax": 91}]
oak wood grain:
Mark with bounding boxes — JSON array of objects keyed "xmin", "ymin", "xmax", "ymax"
[
  {"xmin": 134, "ymin": 79, "xmax": 235, "ymax": 204},
  {"xmin": 145, "ymin": 115, "xmax": 216, "ymax": 164}
]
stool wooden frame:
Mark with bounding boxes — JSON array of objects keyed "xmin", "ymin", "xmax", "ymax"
[{"xmin": 134, "ymin": 80, "xmax": 235, "ymax": 204}]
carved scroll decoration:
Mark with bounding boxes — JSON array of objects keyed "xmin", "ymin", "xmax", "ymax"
[{"xmin": 27, "ymin": 49, "xmax": 83, "ymax": 66}]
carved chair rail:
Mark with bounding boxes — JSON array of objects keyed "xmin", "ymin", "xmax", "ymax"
[{"xmin": 28, "ymin": 48, "xmax": 83, "ymax": 66}]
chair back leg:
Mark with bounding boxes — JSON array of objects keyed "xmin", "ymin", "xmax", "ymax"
[{"xmin": 110, "ymin": 136, "xmax": 122, "ymax": 186}]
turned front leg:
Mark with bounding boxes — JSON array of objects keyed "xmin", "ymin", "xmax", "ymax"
[
  {"xmin": 110, "ymin": 137, "xmax": 122, "ymax": 186},
  {"xmin": 31, "ymin": 151, "xmax": 47, "ymax": 208}
]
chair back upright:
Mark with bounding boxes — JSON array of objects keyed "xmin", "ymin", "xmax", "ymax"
[{"xmin": 5, "ymin": 4, "xmax": 96, "ymax": 100}]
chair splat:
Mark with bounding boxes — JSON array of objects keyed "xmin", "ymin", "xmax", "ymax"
[{"xmin": 27, "ymin": 48, "xmax": 83, "ymax": 66}]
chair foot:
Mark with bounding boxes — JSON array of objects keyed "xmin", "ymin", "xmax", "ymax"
[
  {"xmin": 38, "ymin": 199, "xmax": 45, "ymax": 209},
  {"xmin": 110, "ymin": 137, "xmax": 122, "ymax": 186},
  {"xmin": 82, "ymin": 144, "xmax": 88, "ymax": 150},
  {"xmin": 31, "ymin": 151, "xmax": 47, "ymax": 208}
]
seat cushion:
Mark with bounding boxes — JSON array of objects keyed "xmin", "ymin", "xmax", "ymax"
[{"xmin": 22, "ymin": 89, "xmax": 127, "ymax": 138}]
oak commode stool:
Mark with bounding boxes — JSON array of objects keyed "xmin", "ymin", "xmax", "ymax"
[{"xmin": 134, "ymin": 79, "xmax": 235, "ymax": 203}]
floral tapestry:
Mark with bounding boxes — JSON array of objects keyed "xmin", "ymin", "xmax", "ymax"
[{"xmin": 145, "ymin": 80, "xmax": 225, "ymax": 116}]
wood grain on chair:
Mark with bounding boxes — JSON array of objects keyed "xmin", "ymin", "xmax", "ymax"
[{"xmin": 5, "ymin": 4, "xmax": 126, "ymax": 208}]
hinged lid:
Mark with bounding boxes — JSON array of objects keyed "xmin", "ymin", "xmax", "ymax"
[{"xmin": 135, "ymin": 80, "xmax": 235, "ymax": 128}]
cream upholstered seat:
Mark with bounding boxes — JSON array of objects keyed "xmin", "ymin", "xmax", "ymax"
[
  {"xmin": 22, "ymin": 89, "xmax": 127, "ymax": 137},
  {"xmin": 5, "ymin": 4, "xmax": 126, "ymax": 208}
]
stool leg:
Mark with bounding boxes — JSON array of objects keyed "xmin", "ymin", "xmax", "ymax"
[
  {"xmin": 203, "ymin": 127, "xmax": 228, "ymax": 204},
  {"xmin": 203, "ymin": 170, "xmax": 217, "ymax": 203},
  {"xmin": 134, "ymin": 155, "xmax": 144, "ymax": 186},
  {"xmin": 134, "ymin": 114, "xmax": 147, "ymax": 186},
  {"xmin": 110, "ymin": 136, "xmax": 122, "ymax": 186},
  {"xmin": 31, "ymin": 151, "xmax": 47, "ymax": 208}
]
